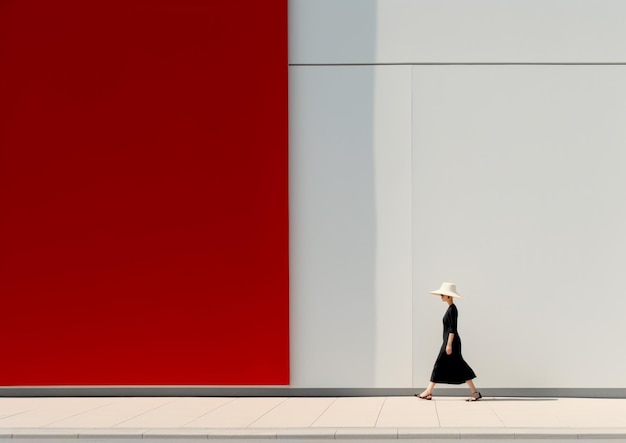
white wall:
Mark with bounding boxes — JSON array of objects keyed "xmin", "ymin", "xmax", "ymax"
[
  {"xmin": 290, "ymin": 0, "xmax": 626, "ymax": 64},
  {"xmin": 411, "ymin": 65, "xmax": 626, "ymax": 388},
  {"xmin": 289, "ymin": 66, "xmax": 413, "ymax": 387},
  {"xmin": 289, "ymin": 0, "xmax": 626, "ymax": 389}
]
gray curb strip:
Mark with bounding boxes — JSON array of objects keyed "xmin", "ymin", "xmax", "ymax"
[
  {"xmin": 2, "ymin": 388, "xmax": 626, "ymax": 398},
  {"xmin": 4, "ymin": 428, "xmax": 626, "ymax": 440}
]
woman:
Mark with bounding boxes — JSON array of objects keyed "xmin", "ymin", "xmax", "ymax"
[{"xmin": 416, "ymin": 282, "xmax": 482, "ymax": 402}]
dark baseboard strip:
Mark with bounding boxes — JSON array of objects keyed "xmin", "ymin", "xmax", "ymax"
[{"xmin": 1, "ymin": 387, "xmax": 625, "ymax": 398}]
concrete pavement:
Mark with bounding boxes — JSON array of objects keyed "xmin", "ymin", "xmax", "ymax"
[{"xmin": 0, "ymin": 395, "xmax": 625, "ymax": 441}]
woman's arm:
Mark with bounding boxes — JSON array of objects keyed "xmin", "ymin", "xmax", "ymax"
[
  {"xmin": 446, "ymin": 333, "xmax": 454, "ymax": 355},
  {"xmin": 446, "ymin": 306, "xmax": 458, "ymax": 354}
]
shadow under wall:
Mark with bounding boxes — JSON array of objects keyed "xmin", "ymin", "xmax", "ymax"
[{"xmin": 288, "ymin": 0, "xmax": 380, "ymax": 387}]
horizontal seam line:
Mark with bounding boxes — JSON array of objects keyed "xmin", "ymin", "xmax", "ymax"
[{"xmin": 289, "ymin": 62, "xmax": 626, "ymax": 66}]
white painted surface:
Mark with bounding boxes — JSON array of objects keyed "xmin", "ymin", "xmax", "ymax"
[
  {"xmin": 289, "ymin": 0, "xmax": 626, "ymax": 390},
  {"xmin": 289, "ymin": 0, "xmax": 376, "ymax": 64},
  {"xmin": 289, "ymin": 66, "xmax": 413, "ymax": 388},
  {"xmin": 290, "ymin": 0, "xmax": 626, "ymax": 64},
  {"xmin": 411, "ymin": 65, "xmax": 626, "ymax": 388},
  {"xmin": 372, "ymin": 67, "xmax": 413, "ymax": 388}
]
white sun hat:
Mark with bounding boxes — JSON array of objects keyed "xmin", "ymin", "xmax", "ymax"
[{"xmin": 429, "ymin": 282, "xmax": 463, "ymax": 299}]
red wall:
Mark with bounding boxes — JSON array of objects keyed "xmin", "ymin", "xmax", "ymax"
[{"xmin": 0, "ymin": 0, "xmax": 289, "ymax": 385}]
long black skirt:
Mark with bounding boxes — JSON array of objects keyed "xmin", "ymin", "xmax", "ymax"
[{"xmin": 430, "ymin": 335, "xmax": 476, "ymax": 384}]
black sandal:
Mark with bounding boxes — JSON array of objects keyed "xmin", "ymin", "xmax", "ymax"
[
  {"xmin": 466, "ymin": 392, "xmax": 482, "ymax": 402},
  {"xmin": 415, "ymin": 393, "xmax": 432, "ymax": 400}
]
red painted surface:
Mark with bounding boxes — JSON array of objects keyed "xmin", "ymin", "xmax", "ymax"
[{"xmin": 0, "ymin": 0, "xmax": 288, "ymax": 385}]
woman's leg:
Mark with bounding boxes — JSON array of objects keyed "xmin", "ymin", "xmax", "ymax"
[
  {"xmin": 466, "ymin": 379, "xmax": 477, "ymax": 393},
  {"xmin": 418, "ymin": 382, "xmax": 436, "ymax": 398},
  {"xmin": 466, "ymin": 380, "xmax": 481, "ymax": 401}
]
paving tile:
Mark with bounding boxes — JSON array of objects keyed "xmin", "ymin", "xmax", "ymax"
[
  {"xmin": 559, "ymin": 413, "xmax": 626, "ymax": 428},
  {"xmin": 551, "ymin": 400, "xmax": 626, "ymax": 428},
  {"xmin": 375, "ymin": 397, "xmax": 439, "ymax": 427},
  {"xmin": 311, "ymin": 397, "xmax": 385, "ymax": 428},
  {"xmin": 436, "ymin": 400, "xmax": 504, "ymax": 428},
  {"xmin": 0, "ymin": 398, "xmax": 40, "ymax": 421},
  {"xmin": 0, "ymin": 398, "xmax": 114, "ymax": 428},
  {"xmin": 114, "ymin": 398, "xmax": 232, "ymax": 428},
  {"xmin": 495, "ymin": 414, "xmax": 569, "ymax": 428},
  {"xmin": 0, "ymin": 412, "xmax": 28, "ymax": 422},
  {"xmin": 490, "ymin": 399, "xmax": 570, "ymax": 428},
  {"xmin": 250, "ymin": 398, "xmax": 336, "ymax": 428},
  {"xmin": 0, "ymin": 395, "xmax": 624, "ymax": 441},
  {"xmin": 487, "ymin": 398, "xmax": 562, "ymax": 419},
  {"xmin": 186, "ymin": 398, "xmax": 287, "ymax": 428},
  {"xmin": 45, "ymin": 398, "xmax": 173, "ymax": 428}
]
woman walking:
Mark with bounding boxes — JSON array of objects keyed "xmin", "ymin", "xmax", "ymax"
[{"xmin": 416, "ymin": 282, "xmax": 481, "ymax": 402}]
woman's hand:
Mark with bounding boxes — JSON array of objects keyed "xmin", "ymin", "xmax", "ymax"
[{"xmin": 446, "ymin": 333, "xmax": 454, "ymax": 355}]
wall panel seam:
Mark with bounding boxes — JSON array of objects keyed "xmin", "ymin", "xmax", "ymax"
[{"xmin": 290, "ymin": 62, "xmax": 626, "ymax": 66}]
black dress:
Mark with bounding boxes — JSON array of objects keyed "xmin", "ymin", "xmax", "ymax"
[{"xmin": 430, "ymin": 304, "xmax": 476, "ymax": 384}]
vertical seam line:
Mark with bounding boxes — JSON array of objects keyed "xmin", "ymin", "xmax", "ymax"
[{"xmin": 410, "ymin": 64, "xmax": 415, "ymax": 389}]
